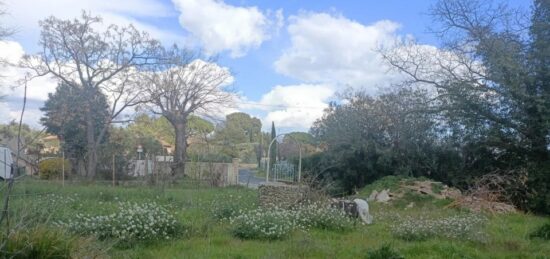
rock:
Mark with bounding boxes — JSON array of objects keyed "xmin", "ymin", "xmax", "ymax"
[
  {"xmin": 441, "ymin": 188, "xmax": 462, "ymax": 199},
  {"xmin": 376, "ymin": 189, "xmax": 391, "ymax": 202},
  {"xmin": 258, "ymin": 183, "xmax": 309, "ymax": 208},
  {"xmin": 368, "ymin": 190, "xmax": 378, "ymax": 201},
  {"xmin": 406, "ymin": 202, "xmax": 414, "ymax": 209}
]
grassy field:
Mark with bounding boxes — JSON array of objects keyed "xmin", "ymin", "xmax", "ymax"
[{"xmin": 3, "ymin": 178, "xmax": 550, "ymax": 259}]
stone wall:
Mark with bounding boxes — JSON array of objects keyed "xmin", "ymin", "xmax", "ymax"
[{"xmin": 258, "ymin": 183, "xmax": 309, "ymax": 208}]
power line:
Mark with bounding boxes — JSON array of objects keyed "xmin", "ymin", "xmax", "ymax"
[{"xmin": 235, "ymin": 101, "xmax": 327, "ymax": 110}]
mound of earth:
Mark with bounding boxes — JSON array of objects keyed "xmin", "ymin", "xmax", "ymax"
[
  {"xmin": 366, "ymin": 177, "xmax": 516, "ymax": 214},
  {"xmin": 368, "ymin": 179, "xmax": 461, "ymax": 203}
]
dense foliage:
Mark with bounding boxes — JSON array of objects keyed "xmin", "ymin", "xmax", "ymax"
[
  {"xmin": 306, "ymin": 0, "xmax": 550, "ymax": 214},
  {"xmin": 41, "ymin": 83, "xmax": 110, "ymax": 176},
  {"xmin": 38, "ymin": 158, "xmax": 71, "ymax": 180}
]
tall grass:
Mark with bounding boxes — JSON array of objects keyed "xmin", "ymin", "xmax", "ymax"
[{"xmin": 2, "ymin": 179, "xmax": 549, "ymax": 258}]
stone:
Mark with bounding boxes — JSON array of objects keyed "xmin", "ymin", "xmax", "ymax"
[
  {"xmin": 368, "ymin": 190, "xmax": 378, "ymax": 201},
  {"xmin": 376, "ymin": 189, "xmax": 391, "ymax": 202},
  {"xmin": 441, "ymin": 188, "xmax": 462, "ymax": 199},
  {"xmin": 258, "ymin": 183, "xmax": 309, "ymax": 208}
]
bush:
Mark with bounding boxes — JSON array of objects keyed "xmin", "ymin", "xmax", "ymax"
[
  {"xmin": 57, "ymin": 201, "xmax": 183, "ymax": 245},
  {"xmin": 530, "ymin": 222, "xmax": 550, "ymax": 240},
  {"xmin": 211, "ymin": 201, "xmax": 246, "ymax": 221},
  {"xmin": 391, "ymin": 214, "xmax": 487, "ymax": 242},
  {"xmin": 294, "ymin": 202, "xmax": 355, "ymax": 232},
  {"xmin": 231, "ymin": 208, "xmax": 296, "ymax": 240},
  {"xmin": 0, "ymin": 226, "xmax": 101, "ymax": 259},
  {"xmin": 38, "ymin": 158, "xmax": 71, "ymax": 180},
  {"xmin": 230, "ymin": 203, "xmax": 356, "ymax": 240},
  {"xmin": 210, "ymin": 194, "xmax": 257, "ymax": 221},
  {"xmin": 366, "ymin": 244, "xmax": 404, "ymax": 259}
]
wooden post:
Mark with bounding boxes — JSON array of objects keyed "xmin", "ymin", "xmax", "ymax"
[
  {"xmin": 112, "ymin": 154, "xmax": 115, "ymax": 187},
  {"xmin": 62, "ymin": 151, "xmax": 65, "ymax": 187}
]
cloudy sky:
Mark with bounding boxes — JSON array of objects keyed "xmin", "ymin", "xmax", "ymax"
[{"xmin": 0, "ymin": 0, "xmax": 529, "ymax": 132}]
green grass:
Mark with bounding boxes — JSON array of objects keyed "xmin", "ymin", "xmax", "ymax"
[{"xmin": 3, "ymin": 179, "xmax": 550, "ymax": 259}]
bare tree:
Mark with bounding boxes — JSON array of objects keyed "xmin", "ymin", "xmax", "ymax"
[
  {"xmin": 21, "ymin": 12, "xmax": 160, "ymax": 178},
  {"xmin": 0, "ymin": 1, "xmax": 14, "ymax": 80},
  {"xmin": 380, "ymin": 0, "xmax": 531, "ymax": 141},
  {"xmin": 141, "ymin": 46, "xmax": 233, "ymax": 179}
]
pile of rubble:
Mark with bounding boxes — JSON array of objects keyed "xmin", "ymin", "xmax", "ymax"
[
  {"xmin": 367, "ymin": 179, "xmax": 516, "ymax": 214},
  {"xmin": 449, "ymin": 196, "xmax": 517, "ymax": 214},
  {"xmin": 367, "ymin": 180, "xmax": 462, "ymax": 203}
]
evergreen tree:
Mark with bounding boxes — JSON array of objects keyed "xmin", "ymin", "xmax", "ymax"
[
  {"xmin": 41, "ymin": 83, "xmax": 110, "ymax": 176},
  {"xmin": 270, "ymin": 121, "xmax": 277, "ymax": 170},
  {"xmin": 526, "ymin": 0, "xmax": 550, "ymax": 212}
]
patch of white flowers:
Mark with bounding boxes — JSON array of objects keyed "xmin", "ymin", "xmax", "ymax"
[
  {"xmin": 391, "ymin": 214, "xmax": 488, "ymax": 242},
  {"xmin": 56, "ymin": 202, "xmax": 182, "ymax": 243},
  {"xmin": 230, "ymin": 202, "xmax": 355, "ymax": 240},
  {"xmin": 210, "ymin": 194, "xmax": 255, "ymax": 220},
  {"xmin": 292, "ymin": 202, "xmax": 355, "ymax": 231}
]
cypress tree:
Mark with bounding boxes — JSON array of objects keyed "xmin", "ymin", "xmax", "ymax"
[{"xmin": 270, "ymin": 122, "xmax": 277, "ymax": 169}]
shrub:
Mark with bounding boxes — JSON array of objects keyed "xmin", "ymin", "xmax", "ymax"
[
  {"xmin": 38, "ymin": 158, "xmax": 71, "ymax": 180},
  {"xmin": 210, "ymin": 194, "xmax": 255, "ymax": 221},
  {"xmin": 57, "ymin": 201, "xmax": 183, "ymax": 245},
  {"xmin": 211, "ymin": 202, "xmax": 243, "ymax": 221},
  {"xmin": 391, "ymin": 214, "xmax": 487, "ymax": 242},
  {"xmin": 231, "ymin": 208, "xmax": 296, "ymax": 240},
  {"xmin": 0, "ymin": 226, "xmax": 101, "ymax": 259},
  {"xmin": 294, "ymin": 202, "xmax": 355, "ymax": 232},
  {"xmin": 230, "ymin": 203, "xmax": 356, "ymax": 240},
  {"xmin": 530, "ymin": 222, "xmax": 550, "ymax": 240},
  {"xmin": 366, "ymin": 244, "xmax": 404, "ymax": 259}
]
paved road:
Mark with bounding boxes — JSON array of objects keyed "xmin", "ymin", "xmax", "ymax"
[{"xmin": 238, "ymin": 169, "xmax": 265, "ymax": 188}]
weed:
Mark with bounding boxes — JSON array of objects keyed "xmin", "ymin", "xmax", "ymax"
[
  {"xmin": 530, "ymin": 221, "xmax": 550, "ymax": 240},
  {"xmin": 366, "ymin": 244, "xmax": 404, "ymax": 259}
]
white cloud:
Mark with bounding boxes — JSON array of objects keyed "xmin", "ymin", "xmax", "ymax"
[
  {"xmin": 0, "ymin": 41, "xmax": 57, "ymax": 101},
  {"xmin": 172, "ymin": 0, "xmax": 282, "ymax": 57},
  {"xmin": 0, "ymin": 41, "xmax": 58, "ymax": 127},
  {"xmin": 251, "ymin": 84, "xmax": 333, "ymax": 130},
  {"xmin": 275, "ymin": 12, "xmax": 405, "ymax": 92},
  {"xmin": 2, "ymin": 0, "xmax": 181, "ymax": 48}
]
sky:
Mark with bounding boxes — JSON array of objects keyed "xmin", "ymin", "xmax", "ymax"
[{"xmin": 0, "ymin": 0, "xmax": 531, "ymax": 133}]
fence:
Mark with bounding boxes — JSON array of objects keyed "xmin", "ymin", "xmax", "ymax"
[
  {"xmin": 260, "ymin": 159, "xmax": 298, "ymax": 183},
  {"xmin": 33, "ymin": 156, "xmax": 240, "ymax": 188},
  {"xmin": 183, "ymin": 159, "xmax": 239, "ymax": 187}
]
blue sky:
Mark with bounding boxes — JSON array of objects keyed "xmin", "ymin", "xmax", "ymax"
[{"xmin": 0, "ymin": 0, "xmax": 532, "ymax": 132}]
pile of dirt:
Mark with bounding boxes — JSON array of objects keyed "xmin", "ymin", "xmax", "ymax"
[
  {"xmin": 368, "ymin": 180, "xmax": 462, "ymax": 203},
  {"xmin": 449, "ymin": 196, "xmax": 517, "ymax": 214},
  {"xmin": 367, "ymin": 178, "xmax": 516, "ymax": 214}
]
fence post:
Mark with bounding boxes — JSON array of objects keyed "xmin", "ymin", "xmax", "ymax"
[
  {"xmin": 62, "ymin": 151, "xmax": 65, "ymax": 187},
  {"xmin": 232, "ymin": 158, "xmax": 240, "ymax": 185},
  {"xmin": 112, "ymin": 154, "xmax": 115, "ymax": 187}
]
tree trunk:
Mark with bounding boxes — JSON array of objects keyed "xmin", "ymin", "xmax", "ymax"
[
  {"xmin": 172, "ymin": 118, "xmax": 188, "ymax": 181},
  {"xmin": 85, "ymin": 101, "xmax": 97, "ymax": 179}
]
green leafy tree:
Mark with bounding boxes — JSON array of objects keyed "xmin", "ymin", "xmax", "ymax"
[
  {"xmin": 41, "ymin": 83, "xmax": 110, "ymax": 176},
  {"xmin": 217, "ymin": 112, "xmax": 261, "ymax": 144},
  {"xmin": 308, "ymin": 88, "xmax": 440, "ymax": 194},
  {"xmin": 382, "ymin": 0, "xmax": 550, "ymax": 212}
]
